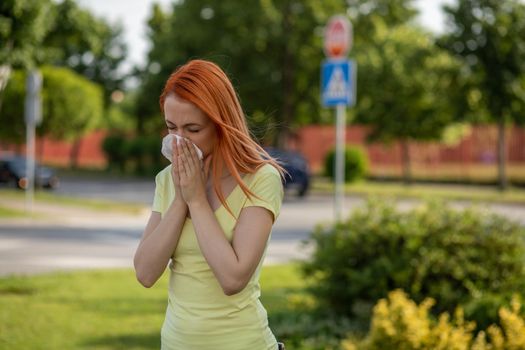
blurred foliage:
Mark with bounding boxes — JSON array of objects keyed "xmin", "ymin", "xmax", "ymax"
[
  {"xmin": 43, "ymin": 0, "xmax": 127, "ymax": 107},
  {"xmin": 347, "ymin": 0, "xmax": 418, "ymax": 34},
  {"xmin": 440, "ymin": 0, "xmax": 525, "ymax": 189},
  {"xmin": 324, "ymin": 146, "xmax": 368, "ymax": 182},
  {"xmin": 352, "ymin": 18, "xmax": 465, "ymax": 183},
  {"xmin": 0, "ymin": 0, "xmax": 126, "ymax": 130},
  {"xmin": 134, "ymin": 0, "xmax": 421, "ymax": 145},
  {"xmin": 342, "ymin": 290, "xmax": 525, "ymax": 350},
  {"xmin": 39, "ymin": 66, "xmax": 103, "ymax": 141},
  {"xmin": 440, "ymin": 0, "xmax": 525, "ymax": 125},
  {"xmin": 0, "ymin": 66, "xmax": 103, "ymax": 144},
  {"xmin": 101, "ymin": 89, "xmax": 139, "ymax": 132},
  {"xmin": 0, "ymin": 69, "xmax": 25, "ymax": 143},
  {"xmin": 134, "ymin": 0, "xmax": 346, "ymax": 143},
  {"xmin": 0, "ymin": 0, "xmax": 54, "ymax": 69},
  {"xmin": 354, "ymin": 19, "xmax": 464, "ymax": 142},
  {"xmin": 302, "ymin": 200, "xmax": 525, "ymax": 331},
  {"xmin": 102, "ymin": 133, "xmax": 164, "ymax": 176}
]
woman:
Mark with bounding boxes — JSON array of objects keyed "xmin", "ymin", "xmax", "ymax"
[{"xmin": 133, "ymin": 59, "xmax": 285, "ymax": 350}]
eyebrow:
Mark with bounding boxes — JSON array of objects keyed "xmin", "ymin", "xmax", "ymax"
[{"xmin": 165, "ymin": 120, "xmax": 202, "ymax": 127}]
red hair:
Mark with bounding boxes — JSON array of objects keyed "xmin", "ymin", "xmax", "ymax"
[{"xmin": 160, "ymin": 59, "xmax": 284, "ymax": 214}]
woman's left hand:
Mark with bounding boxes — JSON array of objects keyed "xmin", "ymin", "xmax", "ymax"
[{"xmin": 176, "ymin": 139, "xmax": 211, "ymax": 205}]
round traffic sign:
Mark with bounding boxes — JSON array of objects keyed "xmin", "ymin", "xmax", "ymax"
[{"xmin": 324, "ymin": 15, "xmax": 352, "ymax": 58}]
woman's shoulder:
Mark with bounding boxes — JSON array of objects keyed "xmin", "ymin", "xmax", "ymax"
[
  {"xmin": 256, "ymin": 163, "xmax": 280, "ymax": 176},
  {"xmin": 245, "ymin": 163, "xmax": 282, "ymax": 188},
  {"xmin": 155, "ymin": 164, "xmax": 172, "ymax": 185}
]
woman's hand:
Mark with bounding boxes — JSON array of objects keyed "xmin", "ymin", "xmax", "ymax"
[
  {"xmin": 177, "ymin": 138, "xmax": 211, "ymax": 205},
  {"xmin": 170, "ymin": 137, "xmax": 186, "ymax": 204}
]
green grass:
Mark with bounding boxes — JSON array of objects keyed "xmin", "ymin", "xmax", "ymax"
[
  {"xmin": 0, "ymin": 264, "xmax": 304, "ymax": 350},
  {"xmin": 0, "ymin": 205, "xmax": 27, "ymax": 218},
  {"xmin": 312, "ymin": 178, "xmax": 525, "ymax": 205},
  {"xmin": 0, "ymin": 189, "xmax": 145, "ymax": 215}
]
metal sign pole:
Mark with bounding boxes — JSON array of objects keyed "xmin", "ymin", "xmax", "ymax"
[
  {"xmin": 24, "ymin": 70, "xmax": 42, "ymax": 216},
  {"xmin": 25, "ymin": 120, "xmax": 35, "ymax": 214},
  {"xmin": 322, "ymin": 15, "xmax": 353, "ymax": 223},
  {"xmin": 335, "ymin": 104, "xmax": 346, "ymax": 222}
]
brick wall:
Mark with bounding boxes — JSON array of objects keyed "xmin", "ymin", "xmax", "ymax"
[
  {"xmin": 296, "ymin": 125, "xmax": 525, "ymax": 174},
  {"xmin": 2, "ymin": 125, "xmax": 524, "ymax": 175}
]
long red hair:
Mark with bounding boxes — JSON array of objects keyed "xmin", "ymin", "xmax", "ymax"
[{"xmin": 159, "ymin": 59, "xmax": 284, "ymax": 213}]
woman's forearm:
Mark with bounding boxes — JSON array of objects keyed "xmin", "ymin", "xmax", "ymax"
[
  {"xmin": 187, "ymin": 200, "xmax": 248, "ymax": 295},
  {"xmin": 134, "ymin": 200, "xmax": 188, "ymax": 287}
]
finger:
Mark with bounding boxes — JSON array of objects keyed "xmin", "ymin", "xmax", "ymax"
[
  {"xmin": 186, "ymin": 139, "xmax": 200, "ymax": 165},
  {"xmin": 177, "ymin": 155, "xmax": 186, "ymax": 180},
  {"xmin": 176, "ymin": 140, "xmax": 184, "ymax": 162},
  {"xmin": 182, "ymin": 155, "xmax": 192, "ymax": 179},
  {"xmin": 177, "ymin": 142, "xmax": 192, "ymax": 179},
  {"xmin": 172, "ymin": 137, "xmax": 178, "ymax": 160},
  {"xmin": 181, "ymin": 139, "xmax": 195, "ymax": 173}
]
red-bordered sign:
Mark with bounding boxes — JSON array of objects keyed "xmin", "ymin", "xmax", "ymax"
[{"xmin": 324, "ymin": 15, "xmax": 352, "ymax": 58}]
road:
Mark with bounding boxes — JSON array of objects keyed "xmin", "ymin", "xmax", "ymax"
[
  {"xmin": 1, "ymin": 177, "xmax": 524, "ymax": 276},
  {"xmin": 0, "ymin": 178, "xmax": 340, "ymax": 276}
]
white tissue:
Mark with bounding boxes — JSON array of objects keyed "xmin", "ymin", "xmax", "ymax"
[{"xmin": 161, "ymin": 134, "xmax": 203, "ymax": 162}]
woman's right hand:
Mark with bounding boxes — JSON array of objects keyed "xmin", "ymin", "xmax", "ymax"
[{"xmin": 170, "ymin": 137, "xmax": 186, "ymax": 203}]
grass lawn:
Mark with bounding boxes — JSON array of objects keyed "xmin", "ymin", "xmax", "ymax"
[
  {"xmin": 0, "ymin": 205, "xmax": 27, "ymax": 218},
  {"xmin": 0, "ymin": 264, "xmax": 304, "ymax": 350},
  {"xmin": 0, "ymin": 189, "xmax": 145, "ymax": 215},
  {"xmin": 312, "ymin": 178, "xmax": 525, "ymax": 205}
]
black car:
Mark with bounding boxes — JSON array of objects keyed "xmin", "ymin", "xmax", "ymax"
[
  {"xmin": 0, "ymin": 156, "xmax": 59, "ymax": 190},
  {"xmin": 265, "ymin": 147, "xmax": 310, "ymax": 197}
]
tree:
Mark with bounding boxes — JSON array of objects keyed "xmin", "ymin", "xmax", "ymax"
[
  {"xmin": 43, "ymin": 0, "xmax": 127, "ymax": 107},
  {"xmin": 134, "ymin": 0, "xmax": 345, "ymax": 144},
  {"xmin": 0, "ymin": 0, "xmax": 54, "ymax": 109},
  {"xmin": 440, "ymin": 0, "xmax": 525, "ymax": 190},
  {"xmin": 0, "ymin": 66, "xmax": 103, "ymax": 167},
  {"xmin": 352, "ymin": 19, "xmax": 464, "ymax": 183},
  {"xmin": 347, "ymin": 0, "xmax": 418, "ymax": 34}
]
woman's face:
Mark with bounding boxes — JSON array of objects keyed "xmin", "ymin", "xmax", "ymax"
[{"xmin": 163, "ymin": 93, "xmax": 217, "ymax": 158}]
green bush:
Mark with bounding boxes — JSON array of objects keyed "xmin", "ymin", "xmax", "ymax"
[
  {"xmin": 102, "ymin": 134, "xmax": 127, "ymax": 172},
  {"xmin": 302, "ymin": 200, "xmax": 525, "ymax": 330},
  {"xmin": 102, "ymin": 134, "xmax": 165, "ymax": 175},
  {"xmin": 270, "ymin": 309, "xmax": 359, "ymax": 350},
  {"xmin": 324, "ymin": 146, "xmax": 368, "ymax": 182}
]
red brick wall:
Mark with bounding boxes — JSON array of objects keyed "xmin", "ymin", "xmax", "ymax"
[
  {"xmin": 1, "ymin": 130, "xmax": 107, "ymax": 168},
  {"xmin": 296, "ymin": 125, "xmax": 525, "ymax": 174},
  {"xmin": 2, "ymin": 125, "xmax": 524, "ymax": 174}
]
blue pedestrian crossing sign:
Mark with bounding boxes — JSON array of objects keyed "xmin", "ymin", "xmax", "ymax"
[{"xmin": 321, "ymin": 59, "xmax": 356, "ymax": 107}]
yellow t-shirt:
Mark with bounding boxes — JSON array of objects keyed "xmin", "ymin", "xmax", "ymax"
[{"xmin": 151, "ymin": 163, "xmax": 283, "ymax": 350}]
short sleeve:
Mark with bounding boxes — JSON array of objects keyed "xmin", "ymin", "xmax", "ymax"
[
  {"xmin": 244, "ymin": 165, "xmax": 284, "ymax": 221},
  {"xmin": 151, "ymin": 171, "xmax": 164, "ymax": 213}
]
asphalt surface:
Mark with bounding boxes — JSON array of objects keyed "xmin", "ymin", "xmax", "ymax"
[
  {"xmin": 0, "ymin": 178, "xmax": 335, "ymax": 276},
  {"xmin": 1, "ymin": 177, "xmax": 525, "ymax": 276}
]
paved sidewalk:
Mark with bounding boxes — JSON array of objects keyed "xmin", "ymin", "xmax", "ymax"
[
  {"xmin": 2, "ymin": 193, "xmax": 524, "ymax": 276},
  {"xmin": 0, "ymin": 196, "xmax": 313, "ymax": 276}
]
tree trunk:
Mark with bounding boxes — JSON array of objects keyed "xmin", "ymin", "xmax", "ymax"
[
  {"xmin": 38, "ymin": 137, "xmax": 45, "ymax": 162},
  {"xmin": 497, "ymin": 117, "xmax": 507, "ymax": 191},
  {"xmin": 400, "ymin": 139, "xmax": 412, "ymax": 185},
  {"xmin": 69, "ymin": 138, "xmax": 82, "ymax": 169}
]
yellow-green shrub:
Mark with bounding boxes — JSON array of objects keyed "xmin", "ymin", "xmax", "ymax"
[{"xmin": 342, "ymin": 291, "xmax": 525, "ymax": 350}]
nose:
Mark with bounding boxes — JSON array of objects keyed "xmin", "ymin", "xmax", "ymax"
[
  {"xmin": 173, "ymin": 131, "xmax": 192, "ymax": 142},
  {"xmin": 173, "ymin": 131, "xmax": 184, "ymax": 138}
]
